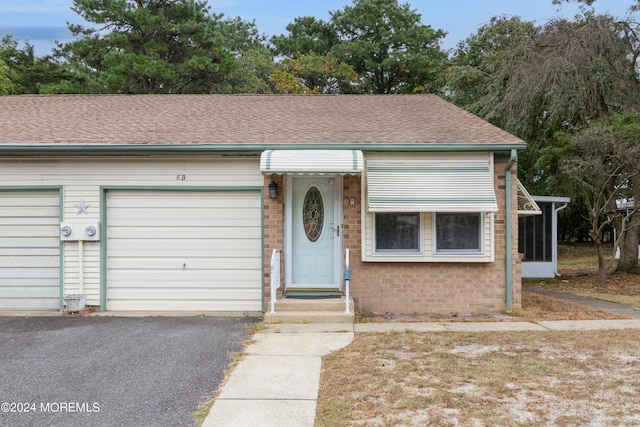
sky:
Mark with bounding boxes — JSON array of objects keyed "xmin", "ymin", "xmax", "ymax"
[{"xmin": 0, "ymin": 0, "xmax": 634, "ymax": 57}]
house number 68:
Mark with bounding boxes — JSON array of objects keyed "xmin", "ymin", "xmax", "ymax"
[{"xmin": 176, "ymin": 174, "xmax": 186, "ymax": 181}]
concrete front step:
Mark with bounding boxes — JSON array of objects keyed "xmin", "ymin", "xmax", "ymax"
[
  {"xmin": 264, "ymin": 310, "xmax": 354, "ymax": 324},
  {"xmin": 264, "ymin": 296, "xmax": 355, "ymax": 324},
  {"xmin": 271, "ymin": 296, "xmax": 354, "ymax": 312}
]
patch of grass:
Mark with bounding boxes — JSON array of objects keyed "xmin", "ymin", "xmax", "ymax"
[
  {"xmin": 317, "ymin": 243, "xmax": 640, "ymax": 426},
  {"xmin": 316, "ymin": 330, "xmax": 640, "ymax": 426},
  {"xmin": 526, "ymin": 243, "xmax": 640, "ymax": 308},
  {"xmin": 516, "ymin": 292, "xmax": 627, "ymax": 321}
]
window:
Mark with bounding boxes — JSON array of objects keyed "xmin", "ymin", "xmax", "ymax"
[
  {"xmin": 374, "ymin": 212, "xmax": 421, "ymax": 254},
  {"xmin": 435, "ymin": 213, "xmax": 482, "ymax": 253}
]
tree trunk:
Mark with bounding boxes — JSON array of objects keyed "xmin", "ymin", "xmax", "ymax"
[
  {"xmin": 617, "ymin": 177, "xmax": 640, "ymax": 272},
  {"xmin": 596, "ymin": 240, "xmax": 608, "ymax": 286}
]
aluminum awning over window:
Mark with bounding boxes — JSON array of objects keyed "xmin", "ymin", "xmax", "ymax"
[
  {"xmin": 517, "ymin": 179, "xmax": 542, "ymax": 217},
  {"xmin": 366, "ymin": 154, "xmax": 499, "ymax": 213},
  {"xmin": 260, "ymin": 150, "xmax": 364, "ymax": 175}
]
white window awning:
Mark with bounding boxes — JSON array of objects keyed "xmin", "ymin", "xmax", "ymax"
[
  {"xmin": 366, "ymin": 154, "xmax": 499, "ymax": 213},
  {"xmin": 517, "ymin": 179, "xmax": 542, "ymax": 217},
  {"xmin": 260, "ymin": 150, "xmax": 364, "ymax": 175}
]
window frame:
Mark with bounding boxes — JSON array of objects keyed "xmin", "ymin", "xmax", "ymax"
[
  {"xmin": 433, "ymin": 212, "xmax": 484, "ymax": 255},
  {"xmin": 373, "ymin": 212, "xmax": 423, "ymax": 256}
]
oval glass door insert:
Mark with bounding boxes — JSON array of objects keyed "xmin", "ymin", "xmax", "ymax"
[{"xmin": 303, "ymin": 186, "xmax": 324, "ymax": 242}]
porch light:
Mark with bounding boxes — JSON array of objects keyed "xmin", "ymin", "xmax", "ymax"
[{"xmin": 268, "ymin": 181, "xmax": 278, "ymax": 199}]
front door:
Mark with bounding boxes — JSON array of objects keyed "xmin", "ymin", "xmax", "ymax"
[{"xmin": 286, "ymin": 176, "xmax": 342, "ymax": 293}]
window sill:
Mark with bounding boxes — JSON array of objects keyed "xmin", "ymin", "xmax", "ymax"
[{"xmin": 364, "ymin": 254, "xmax": 493, "ymax": 263}]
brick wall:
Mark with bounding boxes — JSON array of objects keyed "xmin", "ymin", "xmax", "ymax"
[
  {"xmin": 263, "ymin": 175, "xmax": 284, "ymax": 311},
  {"xmin": 342, "ymin": 162, "xmax": 521, "ymax": 315},
  {"xmin": 264, "ymin": 164, "xmax": 522, "ymax": 315}
]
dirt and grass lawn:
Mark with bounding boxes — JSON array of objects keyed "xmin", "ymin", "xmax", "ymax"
[{"xmin": 315, "ymin": 244, "xmax": 640, "ymax": 426}]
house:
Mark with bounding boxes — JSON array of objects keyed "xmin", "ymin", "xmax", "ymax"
[{"xmin": 0, "ymin": 94, "xmax": 530, "ymax": 314}]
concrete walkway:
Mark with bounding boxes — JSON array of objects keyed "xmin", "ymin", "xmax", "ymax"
[
  {"xmin": 202, "ymin": 317, "xmax": 640, "ymax": 427},
  {"xmin": 202, "ymin": 324, "xmax": 354, "ymax": 427}
]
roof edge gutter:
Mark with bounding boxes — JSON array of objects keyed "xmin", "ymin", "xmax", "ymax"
[
  {"xmin": 0, "ymin": 142, "xmax": 527, "ymax": 156},
  {"xmin": 505, "ymin": 149, "xmax": 517, "ymax": 312}
]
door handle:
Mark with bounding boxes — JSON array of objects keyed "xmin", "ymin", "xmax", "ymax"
[{"xmin": 336, "ymin": 225, "xmax": 340, "ymax": 237}]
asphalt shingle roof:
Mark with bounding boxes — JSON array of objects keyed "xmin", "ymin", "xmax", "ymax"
[{"xmin": 0, "ymin": 94, "xmax": 524, "ymax": 146}]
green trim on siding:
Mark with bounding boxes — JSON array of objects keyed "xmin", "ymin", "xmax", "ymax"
[
  {"xmin": 99, "ymin": 185, "xmax": 265, "ymax": 313},
  {"xmin": 264, "ymin": 150, "xmax": 273, "ymax": 170},
  {"xmin": 260, "ymin": 187, "xmax": 265, "ymax": 313},
  {"xmin": 0, "ymin": 185, "xmax": 65, "ymax": 191},
  {"xmin": 99, "ymin": 189, "xmax": 107, "ymax": 312},
  {"xmin": 58, "ymin": 188, "xmax": 64, "ymax": 312},
  {"xmin": 351, "ymin": 150, "xmax": 359, "ymax": 170},
  {"xmin": 0, "ymin": 142, "xmax": 526, "ymax": 156}
]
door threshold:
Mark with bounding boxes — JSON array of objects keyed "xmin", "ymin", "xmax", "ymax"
[{"xmin": 285, "ymin": 288, "xmax": 342, "ymax": 298}]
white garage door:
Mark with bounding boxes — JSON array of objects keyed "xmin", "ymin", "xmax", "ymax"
[
  {"xmin": 0, "ymin": 190, "xmax": 61, "ymax": 310},
  {"xmin": 106, "ymin": 190, "xmax": 262, "ymax": 311}
]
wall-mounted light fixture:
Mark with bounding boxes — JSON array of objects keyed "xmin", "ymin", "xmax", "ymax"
[{"xmin": 268, "ymin": 181, "xmax": 278, "ymax": 199}]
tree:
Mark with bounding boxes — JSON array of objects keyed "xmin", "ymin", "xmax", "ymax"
[
  {"xmin": 59, "ymin": 0, "xmax": 239, "ymax": 93},
  {"xmin": 215, "ymin": 47, "xmax": 275, "ymax": 93},
  {"xmin": 552, "ymin": 114, "xmax": 640, "ymax": 283},
  {"xmin": 270, "ymin": 52, "xmax": 357, "ymax": 94},
  {"xmin": 0, "ymin": 58, "xmax": 12, "ymax": 95},
  {"xmin": 447, "ymin": 17, "xmax": 539, "ymax": 129},
  {"xmin": 448, "ymin": 10, "xmax": 640, "ymax": 275},
  {"xmin": 0, "ymin": 35, "xmax": 70, "ymax": 94},
  {"xmin": 270, "ymin": 16, "xmax": 338, "ymax": 57},
  {"xmin": 330, "ymin": 0, "xmax": 447, "ymax": 94}
]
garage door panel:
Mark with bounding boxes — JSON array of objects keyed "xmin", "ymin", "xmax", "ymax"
[
  {"xmin": 108, "ymin": 249, "xmax": 262, "ymax": 259},
  {"xmin": 107, "ymin": 267, "xmax": 260, "ymax": 281},
  {"xmin": 0, "ymin": 247, "xmax": 59, "ymax": 257},
  {"xmin": 109, "ymin": 239, "xmax": 262, "ymax": 258},
  {"xmin": 0, "ymin": 226, "xmax": 61, "ymax": 238},
  {"xmin": 0, "ymin": 266, "xmax": 59, "ymax": 278},
  {"xmin": 108, "ymin": 257, "xmax": 261, "ymax": 270},
  {"xmin": 106, "ymin": 217, "xmax": 261, "ymax": 228},
  {"xmin": 0, "ymin": 296, "xmax": 59, "ymax": 310},
  {"xmin": 108, "ymin": 288, "xmax": 261, "ymax": 300},
  {"xmin": 106, "ymin": 190, "xmax": 262, "ymax": 311},
  {"xmin": 0, "ymin": 285, "xmax": 59, "ymax": 296},
  {"xmin": 108, "ymin": 207, "xmax": 260, "ymax": 220},
  {"xmin": 108, "ymin": 300, "xmax": 263, "ymax": 312},
  {"xmin": 106, "ymin": 227, "xmax": 261, "ymax": 240},
  {"xmin": 107, "ymin": 197, "xmax": 260, "ymax": 211},
  {"xmin": 0, "ymin": 190, "xmax": 60, "ymax": 310},
  {"xmin": 0, "ymin": 216, "xmax": 59, "ymax": 225}
]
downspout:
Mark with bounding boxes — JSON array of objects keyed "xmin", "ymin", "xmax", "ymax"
[{"xmin": 505, "ymin": 149, "xmax": 517, "ymax": 312}]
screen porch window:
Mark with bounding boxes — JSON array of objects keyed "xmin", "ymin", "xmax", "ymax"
[
  {"xmin": 435, "ymin": 212, "xmax": 482, "ymax": 253},
  {"xmin": 374, "ymin": 212, "xmax": 420, "ymax": 253}
]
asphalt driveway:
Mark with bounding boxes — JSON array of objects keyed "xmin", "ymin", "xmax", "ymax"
[{"xmin": 0, "ymin": 315, "xmax": 257, "ymax": 427}]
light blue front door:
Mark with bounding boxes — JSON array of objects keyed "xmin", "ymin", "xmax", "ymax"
[{"xmin": 289, "ymin": 177, "xmax": 341, "ymax": 290}]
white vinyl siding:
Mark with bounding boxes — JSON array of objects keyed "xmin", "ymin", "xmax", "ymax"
[
  {"xmin": 0, "ymin": 157, "xmax": 263, "ymax": 308},
  {"xmin": 0, "ymin": 190, "xmax": 60, "ymax": 309},
  {"xmin": 106, "ymin": 190, "xmax": 262, "ymax": 311}
]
